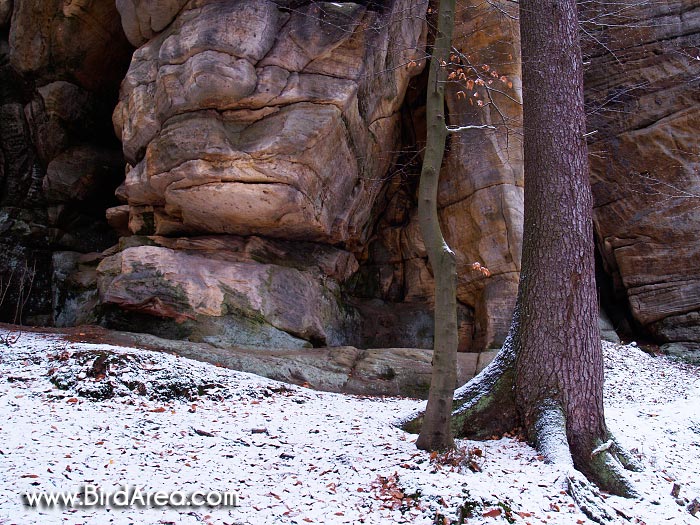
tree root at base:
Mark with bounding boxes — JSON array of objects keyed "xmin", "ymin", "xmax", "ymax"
[
  {"xmin": 400, "ymin": 359, "xmax": 642, "ymax": 523},
  {"xmin": 533, "ymin": 401, "xmax": 639, "ymax": 523},
  {"xmin": 400, "ymin": 343, "xmax": 517, "ymax": 438},
  {"xmin": 585, "ymin": 437, "xmax": 640, "ymax": 499},
  {"xmin": 565, "ymin": 471, "xmax": 616, "ymax": 524}
]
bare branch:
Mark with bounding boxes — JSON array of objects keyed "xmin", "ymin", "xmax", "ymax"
[{"xmin": 446, "ymin": 124, "xmax": 496, "ymax": 133}]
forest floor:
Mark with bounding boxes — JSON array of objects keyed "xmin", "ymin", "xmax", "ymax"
[{"xmin": 0, "ymin": 328, "xmax": 698, "ymax": 525}]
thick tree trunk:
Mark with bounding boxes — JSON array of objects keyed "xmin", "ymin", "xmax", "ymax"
[
  {"xmin": 515, "ymin": 0, "xmax": 606, "ymax": 476},
  {"xmin": 404, "ymin": 0, "xmax": 640, "ymax": 509},
  {"xmin": 415, "ymin": 0, "xmax": 459, "ymax": 452}
]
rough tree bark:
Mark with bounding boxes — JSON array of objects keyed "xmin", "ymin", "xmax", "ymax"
[
  {"xmin": 405, "ymin": 0, "xmax": 641, "ymax": 519},
  {"xmin": 514, "ymin": 0, "xmax": 617, "ymax": 486},
  {"xmin": 415, "ymin": 0, "xmax": 459, "ymax": 452}
]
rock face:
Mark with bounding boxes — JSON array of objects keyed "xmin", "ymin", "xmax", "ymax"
[
  {"xmin": 96, "ymin": 235, "xmax": 359, "ymax": 348},
  {"xmin": 351, "ymin": 1, "xmax": 523, "ymax": 351},
  {"xmin": 101, "ymin": 0, "xmax": 434, "ymax": 349},
  {"xmin": 9, "ymin": 0, "xmax": 131, "ymax": 93},
  {"xmin": 112, "ymin": 0, "xmax": 426, "ymax": 245},
  {"xmin": 2, "ymin": 0, "xmax": 700, "ymax": 363},
  {"xmin": 52, "ymin": 251, "xmax": 102, "ymax": 327},
  {"xmin": 583, "ymin": 1, "xmax": 700, "ymax": 345},
  {"xmin": 116, "ymin": 0, "xmax": 190, "ymax": 47},
  {"xmin": 0, "ymin": 0, "xmax": 132, "ymax": 323},
  {"xmin": 441, "ymin": 2, "xmax": 523, "ymax": 350}
]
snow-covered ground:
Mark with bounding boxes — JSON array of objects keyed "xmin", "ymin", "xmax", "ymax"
[{"xmin": 0, "ymin": 329, "xmax": 698, "ymax": 525}]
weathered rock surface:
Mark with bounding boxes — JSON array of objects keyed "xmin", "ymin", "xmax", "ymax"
[
  {"xmin": 661, "ymin": 342, "xmax": 700, "ymax": 366},
  {"xmin": 52, "ymin": 251, "xmax": 102, "ymax": 327},
  {"xmin": 8, "ymin": 0, "xmax": 132, "ymax": 93},
  {"xmin": 0, "ymin": 49, "xmax": 52, "ymax": 321},
  {"xmin": 584, "ymin": 1, "xmax": 700, "ymax": 344},
  {"xmin": 25, "ymin": 81, "xmax": 98, "ymax": 166},
  {"xmin": 441, "ymin": 1, "xmax": 523, "ymax": 351},
  {"xmin": 5, "ymin": 0, "xmax": 700, "ymax": 362},
  {"xmin": 348, "ymin": 298, "xmax": 475, "ymax": 352},
  {"xmin": 101, "ymin": 0, "xmax": 438, "ymax": 349},
  {"xmin": 44, "ymin": 146, "xmax": 123, "ymax": 204},
  {"xmin": 599, "ymin": 311, "xmax": 621, "ymax": 344},
  {"xmin": 91, "ymin": 234, "xmax": 362, "ymax": 348},
  {"xmin": 116, "ymin": 0, "xmax": 189, "ymax": 47},
  {"xmin": 113, "ymin": 0, "xmax": 427, "ymax": 245},
  {"xmin": 61, "ymin": 327, "xmax": 498, "ymax": 398},
  {"xmin": 1, "ymin": 1, "xmax": 131, "ymax": 323},
  {"xmin": 97, "ymin": 242, "xmax": 356, "ymax": 348},
  {"xmin": 353, "ymin": 1, "xmax": 523, "ymax": 351}
]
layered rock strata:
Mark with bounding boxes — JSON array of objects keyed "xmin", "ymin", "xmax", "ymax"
[
  {"xmin": 102, "ymin": 0, "xmax": 432, "ymax": 348},
  {"xmin": 583, "ymin": 0, "xmax": 700, "ymax": 350}
]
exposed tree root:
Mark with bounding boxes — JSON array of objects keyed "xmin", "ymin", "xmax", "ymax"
[
  {"xmin": 585, "ymin": 438, "xmax": 640, "ymax": 499},
  {"xmin": 399, "ymin": 340, "xmax": 516, "ymax": 437},
  {"xmin": 565, "ymin": 471, "xmax": 616, "ymax": 524},
  {"xmin": 533, "ymin": 400, "xmax": 641, "ymax": 523},
  {"xmin": 608, "ymin": 434, "xmax": 643, "ymax": 473},
  {"xmin": 449, "ymin": 343, "xmax": 516, "ymax": 439},
  {"xmin": 399, "ymin": 407, "xmax": 425, "ymax": 435},
  {"xmin": 532, "ymin": 401, "xmax": 620, "ymax": 523},
  {"xmin": 400, "ymin": 348, "xmax": 641, "ymax": 522}
]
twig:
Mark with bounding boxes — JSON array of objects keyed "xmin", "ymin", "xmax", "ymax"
[{"xmin": 446, "ymin": 124, "xmax": 496, "ymax": 133}]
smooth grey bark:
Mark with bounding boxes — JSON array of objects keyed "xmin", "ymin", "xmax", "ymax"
[{"xmin": 415, "ymin": 0, "xmax": 459, "ymax": 451}]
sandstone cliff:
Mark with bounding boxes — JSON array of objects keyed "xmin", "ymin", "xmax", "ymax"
[
  {"xmin": 582, "ymin": 0, "xmax": 700, "ymax": 358},
  {"xmin": 1, "ymin": 0, "xmax": 699, "ymax": 367}
]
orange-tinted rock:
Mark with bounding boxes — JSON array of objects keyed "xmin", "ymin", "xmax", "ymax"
[
  {"xmin": 116, "ymin": 0, "xmax": 189, "ymax": 47},
  {"xmin": 96, "ymin": 240, "xmax": 359, "ymax": 347},
  {"xmin": 440, "ymin": 0, "xmax": 523, "ymax": 350},
  {"xmin": 113, "ymin": 0, "xmax": 427, "ymax": 246},
  {"xmin": 584, "ymin": 0, "xmax": 700, "ymax": 343},
  {"xmin": 358, "ymin": 0, "xmax": 523, "ymax": 351}
]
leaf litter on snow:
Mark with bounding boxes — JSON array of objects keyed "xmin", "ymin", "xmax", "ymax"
[{"xmin": 0, "ymin": 330, "xmax": 699, "ymax": 524}]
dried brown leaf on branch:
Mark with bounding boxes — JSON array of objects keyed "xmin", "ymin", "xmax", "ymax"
[{"xmin": 471, "ymin": 262, "xmax": 491, "ymax": 277}]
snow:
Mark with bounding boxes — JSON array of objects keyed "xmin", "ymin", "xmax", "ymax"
[{"xmin": 0, "ymin": 330, "xmax": 698, "ymax": 525}]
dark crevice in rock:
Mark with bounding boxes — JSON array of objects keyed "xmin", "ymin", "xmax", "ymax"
[
  {"xmin": 594, "ymin": 241, "xmax": 637, "ymax": 343},
  {"xmin": 0, "ymin": 1, "xmax": 131, "ymax": 325}
]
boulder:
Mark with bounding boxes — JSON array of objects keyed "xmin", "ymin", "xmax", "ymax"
[
  {"xmin": 599, "ymin": 310, "xmax": 621, "ymax": 344},
  {"xmin": 104, "ymin": 0, "xmax": 434, "ymax": 348},
  {"xmin": 116, "ymin": 0, "xmax": 189, "ymax": 47},
  {"xmin": 96, "ymin": 237, "xmax": 361, "ymax": 348},
  {"xmin": 113, "ymin": 0, "xmax": 428, "ymax": 246},
  {"xmin": 105, "ymin": 205, "xmax": 131, "ymax": 238},
  {"xmin": 71, "ymin": 328, "xmax": 499, "ymax": 398},
  {"xmin": 660, "ymin": 342, "xmax": 700, "ymax": 366}
]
